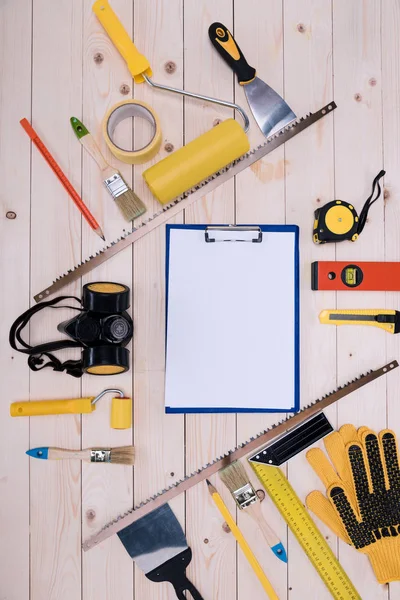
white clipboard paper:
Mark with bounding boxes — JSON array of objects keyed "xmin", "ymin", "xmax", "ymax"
[{"xmin": 165, "ymin": 224, "xmax": 299, "ymax": 413}]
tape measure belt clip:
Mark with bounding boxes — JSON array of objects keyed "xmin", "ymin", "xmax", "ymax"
[{"xmin": 103, "ymin": 100, "xmax": 162, "ymax": 164}]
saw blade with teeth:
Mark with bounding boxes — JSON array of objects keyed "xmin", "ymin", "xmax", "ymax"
[
  {"xmin": 34, "ymin": 102, "xmax": 336, "ymax": 302},
  {"xmin": 82, "ymin": 359, "xmax": 398, "ymax": 551}
]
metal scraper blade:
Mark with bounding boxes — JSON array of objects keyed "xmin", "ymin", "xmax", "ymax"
[
  {"xmin": 244, "ymin": 77, "xmax": 296, "ymax": 137},
  {"xmin": 117, "ymin": 504, "xmax": 188, "ymax": 574}
]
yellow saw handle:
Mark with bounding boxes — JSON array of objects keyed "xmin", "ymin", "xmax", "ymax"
[
  {"xmin": 319, "ymin": 309, "xmax": 398, "ymax": 334},
  {"xmin": 10, "ymin": 397, "xmax": 96, "ymax": 417},
  {"xmin": 92, "ymin": 0, "xmax": 152, "ymax": 83}
]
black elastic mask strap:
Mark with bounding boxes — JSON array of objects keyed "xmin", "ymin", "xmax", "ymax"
[
  {"xmin": 357, "ymin": 170, "xmax": 386, "ymax": 235},
  {"xmin": 9, "ymin": 295, "xmax": 84, "ymax": 377}
]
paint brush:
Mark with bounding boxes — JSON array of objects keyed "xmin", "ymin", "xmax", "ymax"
[
  {"xmin": 117, "ymin": 503, "xmax": 204, "ymax": 599},
  {"xmin": 26, "ymin": 445, "xmax": 135, "ymax": 465},
  {"xmin": 206, "ymin": 480, "xmax": 279, "ymax": 600},
  {"xmin": 70, "ymin": 117, "xmax": 146, "ymax": 222},
  {"xmin": 219, "ymin": 460, "xmax": 287, "ymax": 562}
]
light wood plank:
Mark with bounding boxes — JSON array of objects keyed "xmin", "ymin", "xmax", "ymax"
[
  {"xmin": 183, "ymin": 1, "xmax": 237, "ymax": 599},
  {"xmin": 81, "ymin": 1, "xmax": 134, "ymax": 599},
  {"xmin": 0, "ymin": 1, "xmax": 32, "ymax": 598},
  {"xmin": 382, "ymin": 1, "xmax": 400, "ymax": 597},
  {"xmin": 132, "ymin": 0, "xmax": 185, "ymax": 598},
  {"xmin": 234, "ymin": 1, "xmax": 288, "ymax": 598},
  {"xmin": 29, "ymin": 2, "xmax": 83, "ymax": 599},
  {"xmin": 333, "ymin": 1, "xmax": 387, "ymax": 598}
]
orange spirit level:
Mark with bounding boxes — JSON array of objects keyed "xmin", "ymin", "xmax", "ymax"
[{"xmin": 312, "ymin": 261, "xmax": 400, "ymax": 291}]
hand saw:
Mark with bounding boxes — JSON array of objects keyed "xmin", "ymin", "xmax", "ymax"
[
  {"xmin": 82, "ymin": 359, "xmax": 398, "ymax": 551},
  {"xmin": 35, "ymin": 102, "xmax": 336, "ymax": 303}
]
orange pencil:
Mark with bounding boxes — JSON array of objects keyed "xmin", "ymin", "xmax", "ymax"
[{"xmin": 20, "ymin": 118, "xmax": 105, "ymax": 241}]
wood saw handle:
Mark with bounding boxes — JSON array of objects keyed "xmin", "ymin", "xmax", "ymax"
[
  {"xmin": 10, "ymin": 397, "xmax": 95, "ymax": 417},
  {"xmin": 92, "ymin": 0, "xmax": 152, "ymax": 83},
  {"xmin": 208, "ymin": 22, "xmax": 256, "ymax": 85}
]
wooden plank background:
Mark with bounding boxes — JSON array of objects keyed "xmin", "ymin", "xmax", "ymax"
[{"xmin": 1, "ymin": 0, "xmax": 400, "ymax": 598}]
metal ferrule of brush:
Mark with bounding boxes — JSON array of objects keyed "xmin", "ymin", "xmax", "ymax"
[
  {"xmin": 233, "ymin": 482, "xmax": 258, "ymax": 509},
  {"xmin": 90, "ymin": 449, "xmax": 111, "ymax": 463},
  {"xmin": 104, "ymin": 173, "xmax": 129, "ymax": 199}
]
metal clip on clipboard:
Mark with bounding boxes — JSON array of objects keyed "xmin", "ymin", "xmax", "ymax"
[{"xmin": 205, "ymin": 225, "xmax": 263, "ymax": 243}]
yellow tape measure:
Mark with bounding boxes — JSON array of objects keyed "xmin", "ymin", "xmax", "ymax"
[{"xmin": 250, "ymin": 464, "xmax": 361, "ymax": 600}]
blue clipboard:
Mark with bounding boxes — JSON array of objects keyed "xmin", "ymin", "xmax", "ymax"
[{"xmin": 165, "ymin": 224, "xmax": 299, "ymax": 413}]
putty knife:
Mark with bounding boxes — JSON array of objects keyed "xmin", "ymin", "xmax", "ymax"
[
  {"xmin": 118, "ymin": 504, "xmax": 204, "ymax": 599},
  {"xmin": 209, "ymin": 22, "xmax": 296, "ymax": 137}
]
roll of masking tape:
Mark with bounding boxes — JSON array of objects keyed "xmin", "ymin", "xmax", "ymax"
[
  {"xmin": 110, "ymin": 395, "xmax": 132, "ymax": 429},
  {"xmin": 102, "ymin": 99, "xmax": 162, "ymax": 165}
]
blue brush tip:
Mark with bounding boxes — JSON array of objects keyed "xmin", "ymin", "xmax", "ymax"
[
  {"xmin": 271, "ymin": 542, "xmax": 288, "ymax": 563},
  {"xmin": 26, "ymin": 447, "xmax": 49, "ymax": 460}
]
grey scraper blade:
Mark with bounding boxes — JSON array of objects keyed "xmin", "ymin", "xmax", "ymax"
[
  {"xmin": 118, "ymin": 504, "xmax": 187, "ymax": 574},
  {"xmin": 244, "ymin": 77, "xmax": 296, "ymax": 138}
]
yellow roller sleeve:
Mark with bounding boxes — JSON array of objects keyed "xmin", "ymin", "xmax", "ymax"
[
  {"xmin": 10, "ymin": 397, "xmax": 96, "ymax": 417},
  {"xmin": 92, "ymin": 0, "xmax": 152, "ymax": 83},
  {"xmin": 143, "ymin": 119, "xmax": 249, "ymax": 204}
]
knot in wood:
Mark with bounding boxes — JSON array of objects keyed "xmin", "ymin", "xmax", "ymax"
[
  {"xmin": 120, "ymin": 84, "xmax": 130, "ymax": 95},
  {"xmin": 164, "ymin": 61, "xmax": 177, "ymax": 74},
  {"xmin": 164, "ymin": 143, "xmax": 174, "ymax": 153},
  {"xmin": 213, "ymin": 118, "xmax": 223, "ymax": 127},
  {"xmin": 93, "ymin": 53, "xmax": 104, "ymax": 64},
  {"xmin": 222, "ymin": 522, "xmax": 231, "ymax": 533},
  {"xmin": 369, "ymin": 77, "xmax": 377, "ymax": 87},
  {"xmin": 256, "ymin": 489, "xmax": 265, "ymax": 502},
  {"xmin": 354, "ymin": 93, "xmax": 362, "ymax": 102},
  {"xmin": 86, "ymin": 509, "xmax": 96, "ymax": 521},
  {"xmin": 6, "ymin": 211, "xmax": 16, "ymax": 219},
  {"xmin": 297, "ymin": 23, "xmax": 306, "ymax": 33}
]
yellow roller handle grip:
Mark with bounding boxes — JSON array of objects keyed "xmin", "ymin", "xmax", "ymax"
[
  {"xmin": 92, "ymin": 0, "xmax": 152, "ymax": 83},
  {"xmin": 10, "ymin": 397, "xmax": 96, "ymax": 417},
  {"xmin": 319, "ymin": 309, "xmax": 398, "ymax": 334}
]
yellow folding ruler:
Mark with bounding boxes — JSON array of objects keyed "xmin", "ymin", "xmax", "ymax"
[{"xmin": 249, "ymin": 463, "xmax": 361, "ymax": 600}]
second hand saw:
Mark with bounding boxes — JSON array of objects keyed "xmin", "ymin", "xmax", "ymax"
[
  {"xmin": 35, "ymin": 102, "xmax": 336, "ymax": 303},
  {"xmin": 82, "ymin": 359, "xmax": 398, "ymax": 551}
]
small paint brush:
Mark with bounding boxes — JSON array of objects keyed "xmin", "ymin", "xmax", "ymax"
[
  {"xmin": 219, "ymin": 460, "xmax": 287, "ymax": 563},
  {"xmin": 26, "ymin": 445, "xmax": 135, "ymax": 465},
  {"xmin": 70, "ymin": 117, "xmax": 147, "ymax": 222}
]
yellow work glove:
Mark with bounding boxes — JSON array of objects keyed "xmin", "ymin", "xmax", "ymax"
[{"xmin": 306, "ymin": 424, "xmax": 400, "ymax": 584}]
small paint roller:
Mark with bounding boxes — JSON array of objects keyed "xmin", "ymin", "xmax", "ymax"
[
  {"xmin": 10, "ymin": 388, "xmax": 132, "ymax": 429},
  {"xmin": 92, "ymin": 0, "xmax": 251, "ymax": 205}
]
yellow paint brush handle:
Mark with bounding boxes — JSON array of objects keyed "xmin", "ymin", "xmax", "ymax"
[
  {"xmin": 92, "ymin": 0, "xmax": 152, "ymax": 83},
  {"xmin": 211, "ymin": 491, "xmax": 279, "ymax": 599},
  {"xmin": 10, "ymin": 397, "xmax": 95, "ymax": 417},
  {"xmin": 319, "ymin": 309, "xmax": 399, "ymax": 334}
]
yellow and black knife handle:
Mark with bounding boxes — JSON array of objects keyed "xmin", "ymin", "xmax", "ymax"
[
  {"xmin": 208, "ymin": 22, "xmax": 256, "ymax": 85},
  {"xmin": 319, "ymin": 309, "xmax": 400, "ymax": 334}
]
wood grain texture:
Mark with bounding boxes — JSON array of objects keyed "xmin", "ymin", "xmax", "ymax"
[
  {"xmin": 132, "ymin": 1, "xmax": 185, "ymax": 598},
  {"xmin": 29, "ymin": 2, "xmax": 83, "ymax": 599},
  {"xmin": 333, "ymin": 1, "xmax": 387, "ymax": 598},
  {"xmin": 234, "ymin": 2, "xmax": 288, "ymax": 598},
  {"xmin": 81, "ymin": 1, "xmax": 134, "ymax": 599},
  {"xmin": 183, "ymin": 2, "xmax": 237, "ymax": 599},
  {"xmin": 284, "ymin": 1, "xmax": 337, "ymax": 598},
  {"xmin": 3, "ymin": 1, "xmax": 400, "ymax": 598},
  {"xmin": 0, "ymin": 1, "xmax": 31, "ymax": 598}
]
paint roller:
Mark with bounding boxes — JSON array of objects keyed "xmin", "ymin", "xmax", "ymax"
[{"xmin": 92, "ymin": 0, "xmax": 251, "ymax": 205}]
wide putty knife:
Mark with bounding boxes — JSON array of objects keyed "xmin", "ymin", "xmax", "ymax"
[
  {"xmin": 118, "ymin": 504, "xmax": 204, "ymax": 599},
  {"xmin": 209, "ymin": 22, "xmax": 296, "ymax": 137}
]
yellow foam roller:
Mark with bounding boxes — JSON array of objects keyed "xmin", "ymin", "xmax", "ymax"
[{"xmin": 143, "ymin": 119, "xmax": 250, "ymax": 205}]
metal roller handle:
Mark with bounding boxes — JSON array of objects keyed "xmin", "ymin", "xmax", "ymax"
[{"xmin": 143, "ymin": 74, "xmax": 250, "ymax": 132}]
